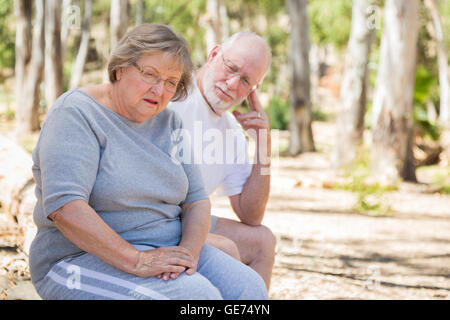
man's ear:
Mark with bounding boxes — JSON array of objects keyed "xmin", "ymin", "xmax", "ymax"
[{"xmin": 207, "ymin": 45, "xmax": 221, "ymax": 63}]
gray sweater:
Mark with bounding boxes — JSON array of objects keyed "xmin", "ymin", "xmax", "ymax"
[{"xmin": 29, "ymin": 89, "xmax": 208, "ymax": 284}]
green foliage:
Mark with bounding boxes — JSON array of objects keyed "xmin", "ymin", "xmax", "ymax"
[
  {"xmin": 413, "ymin": 65, "xmax": 440, "ymax": 141},
  {"xmin": 1, "ymin": 108, "xmax": 15, "ymax": 121},
  {"xmin": 417, "ymin": 165, "xmax": 450, "ymax": 194},
  {"xmin": 414, "ymin": 65, "xmax": 437, "ymax": 104},
  {"xmin": 312, "ymin": 109, "xmax": 329, "ymax": 122},
  {"xmin": 266, "ymin": 97, "xmax": 289, "ymax": 130},
  {"xmin": 307, "ymin": 0, "xmax": 352, "ymax": 49},
  {"xmin": 332, "ymin": 148, "xmax": 397, "ymax": 216},
  {"xmin": 0, "ymin": 0, "xmax": 15, "ymax": 73},
  {"xmin": 140, "ymin": 0, "xmax": 208, "ymax": 65}
]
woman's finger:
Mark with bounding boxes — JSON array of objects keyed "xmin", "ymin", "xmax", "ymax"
[{"xmin": 166, "ymin": 256, "xmax": 196, "ymax": 269}]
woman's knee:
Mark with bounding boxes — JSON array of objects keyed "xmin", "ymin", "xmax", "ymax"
[{"xmin": 173, "ymin": 273, "xmax": 223, "ymax": 300}]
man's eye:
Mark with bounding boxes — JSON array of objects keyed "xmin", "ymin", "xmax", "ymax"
[
  {"xmin": 226, "ymin": 64, "xmax": 237, "ymax": 73},
  {"xmin": 144, "ymin": 72, "xmax": 154, "ymax": 78},
  {"xmin": 242, "ymin": 78, "xmax": 251, "ymax": 86}
]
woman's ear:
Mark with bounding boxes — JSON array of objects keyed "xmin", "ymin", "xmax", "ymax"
[{"xmin": 116, "ymin": 68, "xmax": 122, "ymax": 81}]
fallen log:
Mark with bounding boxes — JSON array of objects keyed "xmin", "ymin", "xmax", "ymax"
[{"xmin": 0, "ymin": 134, "xmax": 37, "ymax": 255}]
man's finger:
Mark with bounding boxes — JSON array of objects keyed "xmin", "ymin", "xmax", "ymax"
[
  {"xmin": 232, "ymin": 110, "xmax": 242, "ymax": 119},
  {"xmin": 236, "ymin": 111, "xmax": 266, "ymax": 121},
  {"xmin": 242, "ymin": 119, "xmax": 269, "ymax": 130},
  {"xmin": 248, "ymin": 91, "xmax": 263, "ymax": 112}
]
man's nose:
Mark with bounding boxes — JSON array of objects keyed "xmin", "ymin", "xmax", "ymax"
[{"xmin": 226, "ymin": 74, "xmax": 241, "ymax": 90}]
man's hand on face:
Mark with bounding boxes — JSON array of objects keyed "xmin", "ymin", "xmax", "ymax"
[
  {"xmin": 232, "ymin": 90, "xmax": 271, "ymax": 168},
  {"xmin": 232, "ymin": 91, "xmax": 269, "ymax": 140}
]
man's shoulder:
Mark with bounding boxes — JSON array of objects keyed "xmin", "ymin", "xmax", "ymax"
[
  {"xmin": 167, "ymin": 83, "xmax": 201, "ymax": 113},
  {"xmin": 222, "ymin": 111, "xmax": 244, "ymax": 131}
]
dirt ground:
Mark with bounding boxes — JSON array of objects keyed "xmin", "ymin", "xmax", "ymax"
[
  {"xmin": 209, "ymin": 148, "xmax": 450, "ymax": 299},
  {"xmin": 0, "ymin": 122, "xmax": 449, "ymax": 300}
]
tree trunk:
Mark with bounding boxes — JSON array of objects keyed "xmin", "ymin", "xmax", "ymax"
[
  {"xmin": 287, "ymin": 0, "xmax": 315, "ymax": 155},
  {"xmin": 371, "ymin": 0, "xmax": 419, "ymax": 182},
  {"xmin": 335, "ymin": 0, "xmax": 375, "ymax": 167},
  {"xmin": 70, "ymin": 0, "xmax": 92, "ymax": 89},
  {"xmin": 0, "ymin": 134, "xmax": 37, "ymax": 255},
  {"xmin": 110, "ymin": 0, "xmax": 128, "ymax": 51},
  {"xmin": 136, "ymin": 0, "xmax": 143, "ymax": 26},
  {"xmin": 14, "ymin": 0, "xmax": 45, "ymax": 138},
  {"xmin": 14, "ymin": 0, "xmax": 32, "ymax": 105},
  {"xmin": 424, "ymin": 0, "xmax": 450, "ymax": 127},
  {"xmin": 44, "ymin": 0, "xmax": 64, "ymax": 109},
  {"xmin": 204, "ymin": 0, "xmax": 228, "ymax": 52},
  {"xmin": 61, "ymin": 0, "xmax": 76, "ymax": 63}
]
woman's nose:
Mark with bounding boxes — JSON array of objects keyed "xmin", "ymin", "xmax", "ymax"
[{"xmin": 150, "ymin": 80, "xmax": 164, "ymax": 95}]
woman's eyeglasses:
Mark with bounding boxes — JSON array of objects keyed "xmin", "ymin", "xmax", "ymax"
[{"xmin": 132, "ymin": 63, "xmax": 181, "ymax": 93}]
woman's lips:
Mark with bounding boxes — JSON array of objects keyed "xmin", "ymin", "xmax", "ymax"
[{"xmin": 144, "ymin": 98, "xmax": 158, "ymax": 106}]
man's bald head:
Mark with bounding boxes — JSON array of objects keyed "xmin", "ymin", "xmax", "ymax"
[{"xmin": 221, "ymin": 32, "xmax": 271, "ymax": 76}]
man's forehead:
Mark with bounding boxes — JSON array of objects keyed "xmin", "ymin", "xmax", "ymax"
[{"xmin": 222, "ymin": 40, "xmax": 269, "ymax": 75}]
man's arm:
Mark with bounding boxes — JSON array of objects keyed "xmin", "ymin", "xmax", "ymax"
[{"xmin": 230, "ymin": 91, "xmax": 271, "ymax": 226}]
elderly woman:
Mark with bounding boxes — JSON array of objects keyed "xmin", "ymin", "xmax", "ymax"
[{"xmin": 29, "ymin": 24, "xmax": 268, "ymax": 300}]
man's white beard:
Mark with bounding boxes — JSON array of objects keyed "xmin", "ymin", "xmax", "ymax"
[{"xmin": 202, "ymin": 66, "xmax": 245, "ymax": 115}]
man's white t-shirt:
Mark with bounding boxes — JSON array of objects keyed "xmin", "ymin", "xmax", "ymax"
[{"xmin": 167, "ymin": 81, "xmax": 252, "ymax": 197}]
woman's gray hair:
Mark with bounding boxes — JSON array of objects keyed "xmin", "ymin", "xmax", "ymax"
[{"xmin": 108, "ymin": 24, "xmax": 194, "ymax": 101}]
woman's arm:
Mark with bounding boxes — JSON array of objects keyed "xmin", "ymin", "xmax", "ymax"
[
  {"xmin": 50, "ymin": 199, "xmax": 196, "ymax": 277},
  {"xmin": 160, "ymin": 198, "xmax": 211, "ymax": 281},
  {"xmin": 179, "ymin": 198, "xmax": 212, "ymax": 270}
]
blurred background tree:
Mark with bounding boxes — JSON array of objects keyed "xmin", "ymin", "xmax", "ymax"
[
  {"xmin": 0, "ymin": 0, "xmax": 449, "ymax": 187},
  {"xmin": 0, "ymin": 0, "xmax": 16, "ymax": 78}
]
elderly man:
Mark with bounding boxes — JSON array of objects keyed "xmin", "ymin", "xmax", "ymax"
[{"xmin": 168, "ymin": 32, "xmax": 275, "ymax": 289}]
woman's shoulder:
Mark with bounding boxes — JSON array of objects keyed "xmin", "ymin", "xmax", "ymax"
[
  {"xmin": 157, "ymin": 107, "xmax": 184, "ymax": 129},
  {"xmin": 42, "ymin": 88, "xmax": 110, "ymax": 132},
  {"xmin": 51, "ymin": 88, "xmax": 93, "ymax": 112}
]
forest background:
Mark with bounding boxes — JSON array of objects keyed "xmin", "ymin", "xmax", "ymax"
[{"xmin": 0, "ymin": 0, "xmax": 449, "ymax": 300}]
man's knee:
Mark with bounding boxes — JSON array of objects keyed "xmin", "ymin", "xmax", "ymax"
[
  {"xmin": 254, "ymin": 224, "xmax": 277, "ymax": 255},
  {"xmin": 206, "ymin": 233, "xmax": 241, "ymax": 261}
]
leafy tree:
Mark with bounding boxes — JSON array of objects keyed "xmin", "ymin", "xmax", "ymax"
[
  {"xmin": 0, "ymin": 0, "xmax": 16, "ymax": 76},
  {"xmin": 308, "ymin": 0, "xmax": 353, "ymax": 49}
]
